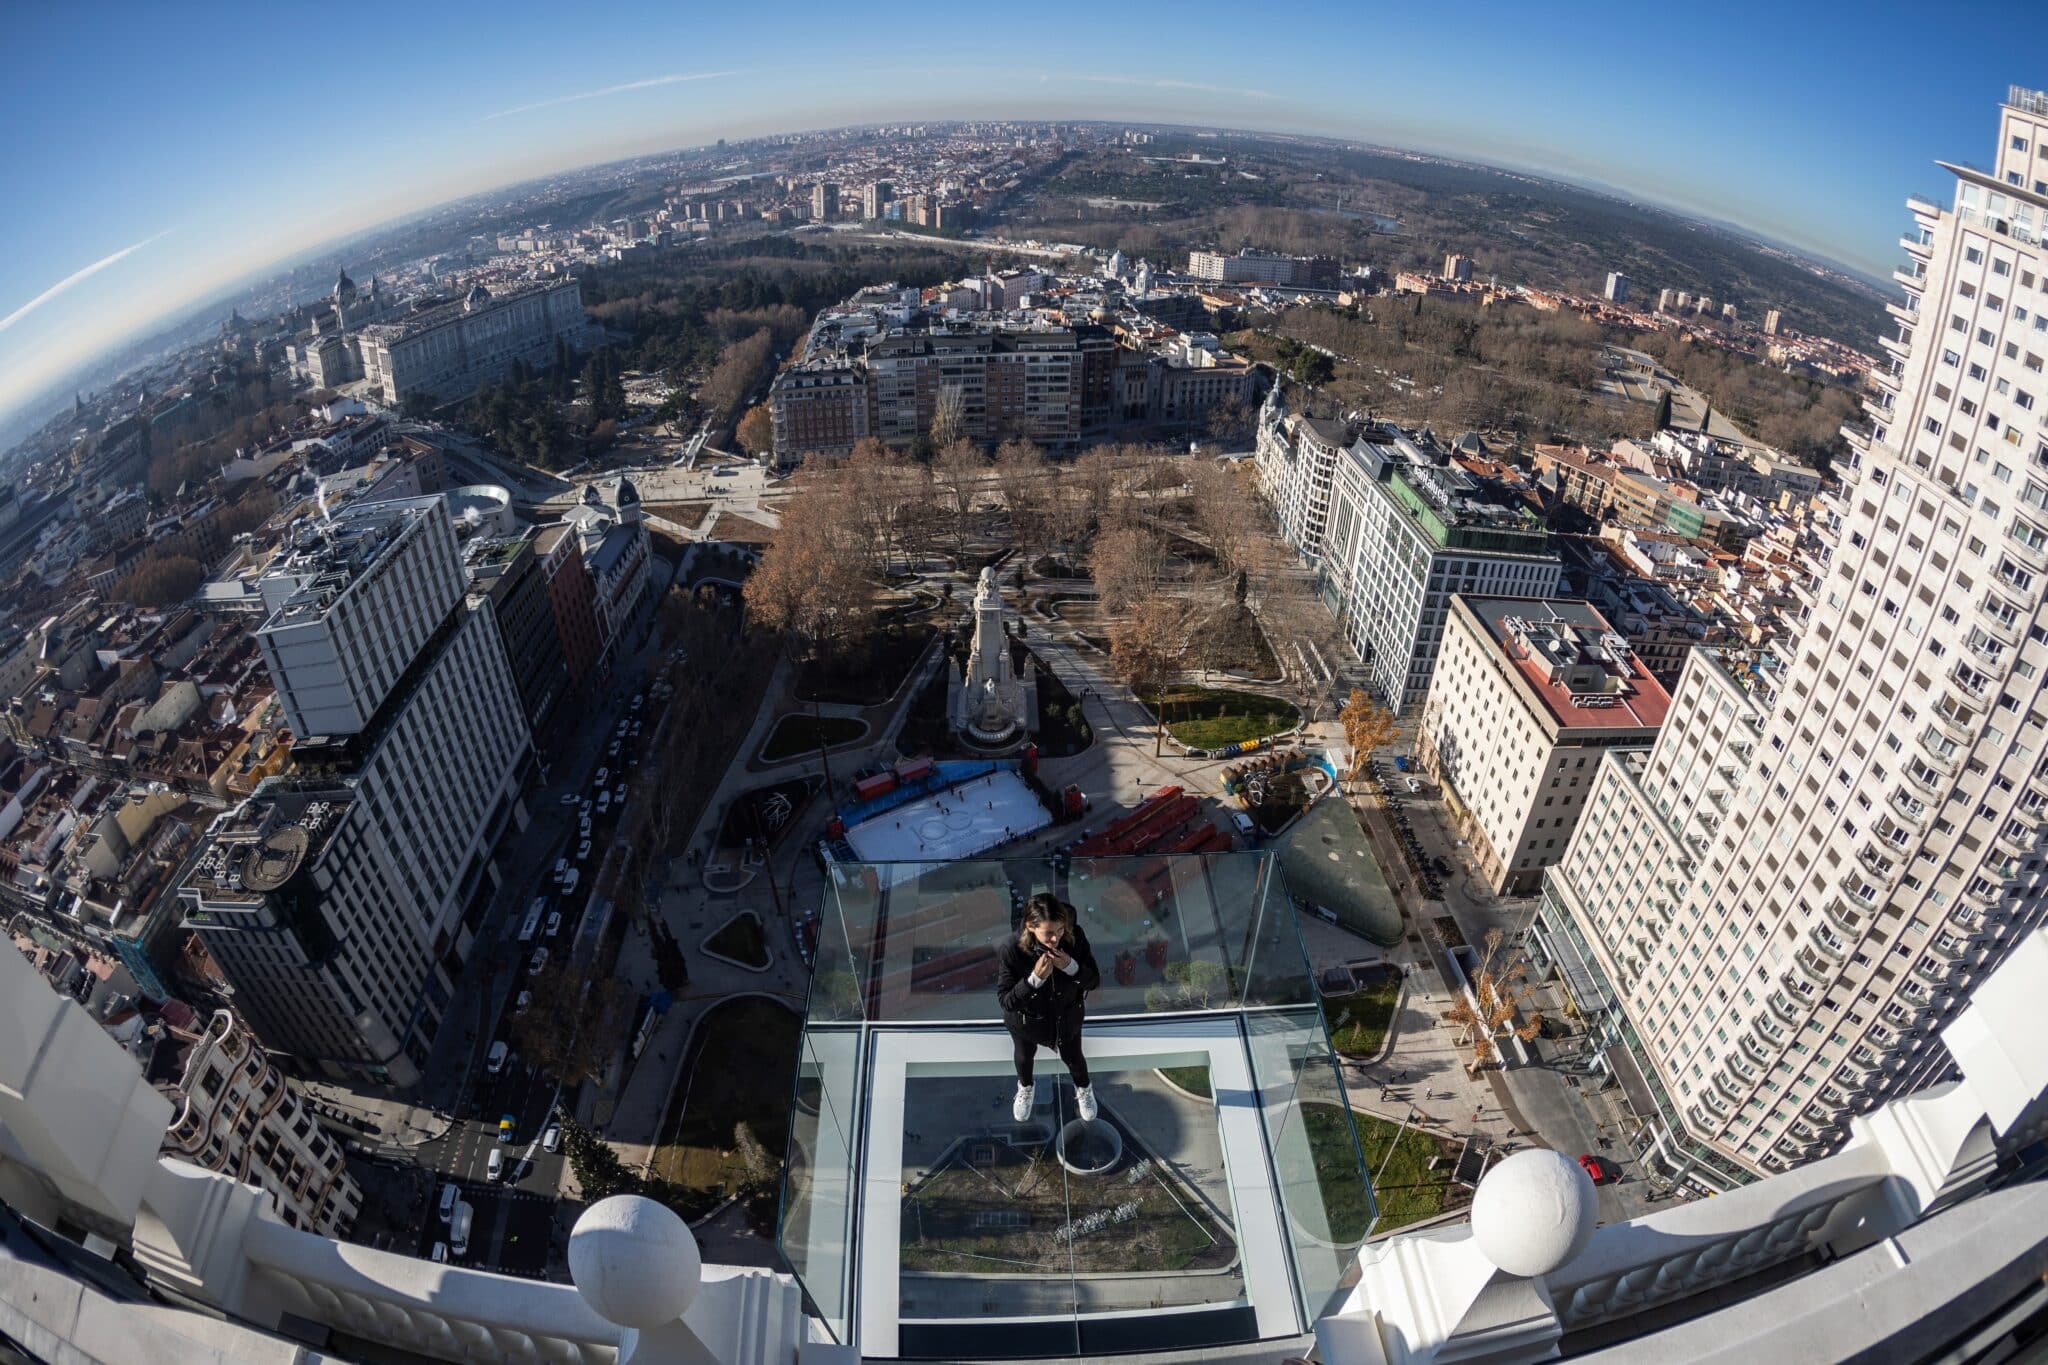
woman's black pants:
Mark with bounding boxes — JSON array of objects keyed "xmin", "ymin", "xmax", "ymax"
[{"xmin": 1010, "ymin": 1026, "xmax": 1089, "ymax": 1088}]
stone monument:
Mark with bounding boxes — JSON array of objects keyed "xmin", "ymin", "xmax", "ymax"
[{"xmin": 949, "ymin": 565, "xmax": 1038, "ymax": 747}]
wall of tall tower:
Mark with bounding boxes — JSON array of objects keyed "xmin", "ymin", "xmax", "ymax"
[{"xmin": 1543, "ymin": 92, "xmax": 2048, "ymax": 1184}]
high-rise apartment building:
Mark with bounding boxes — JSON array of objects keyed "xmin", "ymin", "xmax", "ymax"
[
  {"xmin": 1657, "ymin": 287, "xmax": 1674, "ymax": 313},
  {"xmin": 812, "ymin": 182, "xmax": 838, "ymax": 221},
  {"xmin": 1443, "ymin": 253, "xmax": 1472, "ymax": 282},
  {"xmin": 1764, "ymin": 308, "xmax": 1784, "ymax": 336},
  {"xmin": 1605, "ymin": 272, "xmax": 1630, "ymax": 303},
  {"xmin": 1533, "ymin": 90, "xmax": 2048, "ymax": 1187},
  {"xmin": 1251, "ymin": 393, "xmax": 1354, "ymax": 563},
  {"xmin": 862, "ymin": 180, "xmax": 893, "ymax": 219},
  {"xmin": 181, "ymin": 498, "xmax": 532, "ymax": 1087},
  {"xmin": 1311, "ymin": 425, "xmax": 1561, "ymax": 712}
]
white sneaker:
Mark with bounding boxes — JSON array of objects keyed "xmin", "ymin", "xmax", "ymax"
[
  {"xmin": 1013, "ymin": 1084, "xmax": 1034, "ymax": 1122},
  {"xmin": 1075, "ymin": 1085, "xmax": 1097, "ymax": 1121}
]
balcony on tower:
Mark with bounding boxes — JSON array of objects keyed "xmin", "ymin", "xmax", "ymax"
[{"xmin": 778, "ymin": 854, "xmax": 1371, "ymax": 1359}]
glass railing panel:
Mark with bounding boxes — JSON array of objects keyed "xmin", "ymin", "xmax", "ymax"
[
  {"xmin": 777, "ymin": 1026, "xmax": 863, "ymax": 1341},
  {"xmin": 1243, "ymin": 1006, "xmax": 1372, "ymax": 1324}
]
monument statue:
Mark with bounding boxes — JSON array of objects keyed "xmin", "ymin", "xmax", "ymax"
[{"xmin": 949, "ymin": 563, "xmax": 1036, "ymax": 746}]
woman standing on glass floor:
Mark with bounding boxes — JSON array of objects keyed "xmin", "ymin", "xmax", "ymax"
[{"xmin": 995, "ymin": 893, "xmax": 1102, "ymax": 1123}]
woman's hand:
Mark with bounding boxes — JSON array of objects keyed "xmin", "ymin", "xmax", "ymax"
[
  {"xmin": 1043, "ymin": 947, "xmax": 1072, "ymax": 973},
  {"xmin": 1030, "ymin": 955, "xmax": 1054, "ymax": 984}
]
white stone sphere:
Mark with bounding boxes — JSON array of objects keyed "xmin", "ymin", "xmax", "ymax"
[
  {"xmin": 1468, "ymin": 1148, "xmax": 1596, "ymax": 1277},
  {"xmin": 569, "ymin": 1195, "xmax": 702, "ymax": 1327}
]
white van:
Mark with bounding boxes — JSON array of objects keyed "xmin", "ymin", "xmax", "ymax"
[
  {"xmin": 1229, "ymin": 810, "xmax": 1256, "ymax": 838},
  {"xmin": 485, "ymin": 1040, "xmax": 508, "ymax": 1075},
  {"xmin": 449, "ymin": 1200, "xmax": 473, "ymax": 1256},
  {"xmin": 559, "ymin": 868, "xmax": 580, "ymax": 896},
  {"xmin": 438, "ymin": 1182, "xmax": 458, "ymax": 1223},
  {"xmin": 487, "ymin": 1148, "xmax": 505, "ymax": 1182}
]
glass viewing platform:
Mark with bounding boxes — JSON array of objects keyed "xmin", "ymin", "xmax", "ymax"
[{"xmin": 777, "ymin": 853, "xmax": 1373, "ymax": 1359}]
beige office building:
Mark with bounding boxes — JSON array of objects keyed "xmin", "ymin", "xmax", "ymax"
[{"xmin": 1419, "ymin": 597, "xmax": 1669, "ymax": 896}]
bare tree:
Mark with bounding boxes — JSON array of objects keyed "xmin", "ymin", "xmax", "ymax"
[
  {"xmin": 1090, "ymin": 523, "xmax": 1166, "ymax": 616},
  {"xmin": 930, "ymin": 384, "xmax": 967, "ymax": 448},
  {"xmin": 1442, "ymin": 928, "xmax": 1545, "ymax": 1075},
  {"xmin": 1339, "ymin": 689, "xmax": 1399, "ymax": 784},
  {"xmin": 1186, "ymin": 459, "xmax": 1256, "ymax": 576},
  {"xmin": 701, "ymin": 329, "xmax": 774, "ymax": 422},
  {"xmin": 743, "ymin": 461, "xmax": 873, "ymax": 661},
  {"xmin": 1109, "ymin": 594, "xmax": 1199, "ymax": 755},
  {"xmin": 993, "ymin": 438, "xmax": 1048, "ymax": 564},
  {"xmin": 509, "ymin": 963, "xmax": 633, "ymax": 1087},
  {"xmin": 931, "ymin": 438, "xmax": 985, "ymax": 564}
]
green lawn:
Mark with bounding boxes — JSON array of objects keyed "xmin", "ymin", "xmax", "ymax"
[
  {"xmin": 1324, "ymin": 976, "xmax": 1402, "ymax": 1056},
  {"xmin": 704, "ymin": 911, "xmax": 770, "ymax": 968},
  {"xmin": 796, "ymin": 626, "xmax": 933, "ymax": 705},
  {"xmin": 649, "ymin": 999, "xmax": 800, "ymax": 1201},
  {"xmin": 1158, "ymin": 1065, "xmax": 1213, "ymax": 1099},
  {"xmin": 1300, "ymin": 1103, "xmax": 1376, "ymax": 1244},
  {"xmin": 1151, "ymin": 686, "xmax": 1299, "ymax": 750},
  {"xmin": 1349, "ymin": 1109, "xmax": 1452, "ymax": 1233},
  {"xmin": 760, "ymin": 713, "xmax": 866, "ymax": 761}
]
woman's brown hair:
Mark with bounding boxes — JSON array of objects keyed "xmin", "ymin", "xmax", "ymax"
[{"xmin": 1017, "ymin": 893, "xmax": 1073, "ymax": 950}]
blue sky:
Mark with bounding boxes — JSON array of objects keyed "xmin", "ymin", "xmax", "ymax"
[{"xmin": 0, "ymin": 0, "xmax": 2040, "ymax": 433}]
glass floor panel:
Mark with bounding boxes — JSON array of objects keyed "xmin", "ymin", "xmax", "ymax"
[
  {"xmin": 780, "ymin": 855, "xmax": 1373, "ymax": 1359},
  {"xmin": 859, "ymin": 1022, "xmax": 1297, "ymax": 1358}
]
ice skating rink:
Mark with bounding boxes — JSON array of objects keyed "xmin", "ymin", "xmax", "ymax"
[{"xmin": 844, "ymin": 769, "xmax": 1050, "ymax": 874}]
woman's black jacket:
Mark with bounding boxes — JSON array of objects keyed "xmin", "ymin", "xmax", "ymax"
[{"xmin": 994, "ymin": 924, "xmax": 1102, "ymax": 1046}]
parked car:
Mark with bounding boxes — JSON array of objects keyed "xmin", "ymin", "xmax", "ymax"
[
  {"xmin": 559, "ymin": 868, "xmax": 579, "ymax": 895},
  {"xmin": 593, "ymin": 767, "xmax": 610, "ymax": 787},
  {"xmin": 431, "ymin": 1242, "xmax": 448, "ymax": 1263},
  {"xmin": 1577, "ymin": 1153, "xmax": 1610, "ymax": 1184},
  {"xmin": 485, "ymin": 1040, "xmax": 508, "ymax": 1075},
  {"xmin": 528, "ymin": 947, "xmax": 549, "ymax": 976},
  {"xmin": 612, "ymin": 783, "xmax": 626, "ymax": 805},
  {"xmin": 498, "ymin": 1115, "xmax": 516, "ymax": 1143},
  {"xmin": 438, "ymin": 1182, "xmax": 459, "ymax": 1223},
  {"xmin": 558, "ymin": 792, "xmax": 578, "ymax": 806},
  {"xmin": 1228, "ymin": 810, "xmax": 1256, "ymax": 838},
  {"xmin": 552, "ymin": 857, "xmax": 568, "ymax": 879},
  {"xmin": 542, "ymin": 1124, "xmax": 561, "ymax": 1154},
  {"xmin": 449, "ymin": 1201, "xmax": 473, "ymax": 1256},
  {"xmin": 595, "ymin": 792, "xmax": 611, "ymax": 816},
  {"xmin": 515, "ymin": 990, "xmax": 532, "ymax": 1015},
  {"xmin": 607, "ymin": 740, "xmax": 621, "ymax": 758},
  {"xmin": 577, "ymin": 838, "xmax": 592, "ymax": 861},
  {"xmin": 487, "ymin": 1148, "xmax": 505, "ymax": 1181},
  {"xmin": 545, "ymin": 911, "xmax": 562, "ymax": 938}
]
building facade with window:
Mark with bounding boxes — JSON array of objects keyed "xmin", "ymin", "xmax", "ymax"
[
  {"xmin": 181, "ymin": 499, "xmax": 532, "ymax": 1088},
  {"xmin": 1534, "ymin": 91, "xmax": 2048, "ymax": 1187},
  {"xmin": 161, "ymin": 1009, "xmax": 361, "ymax": 1237},
  {"xmin": 1419, "ymin": 597, "xmax": 1670, "ymax": 896},
  {"xmin": 1316, "ymin": 427, "xmax": 1562, "ymax": 713}
]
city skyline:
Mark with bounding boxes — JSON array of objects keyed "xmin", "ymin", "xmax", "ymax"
[{"xmin": 3, "ymin": 0, "xmax": 2042, "ymax": 435}]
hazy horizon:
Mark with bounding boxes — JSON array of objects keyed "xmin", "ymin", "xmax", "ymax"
[{"xmin": 4, "ymin": 0, "xmax": 2039, "ymax": 438}]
